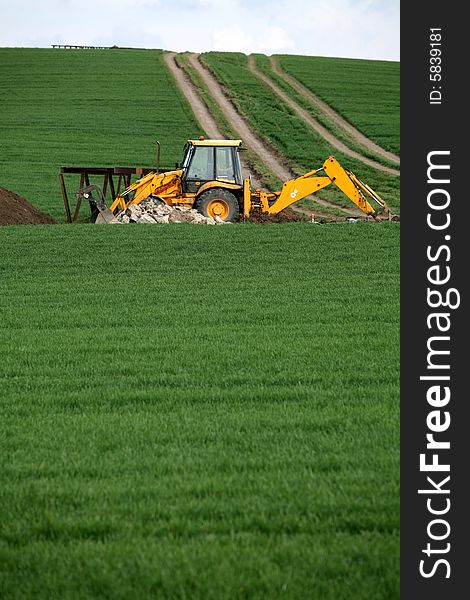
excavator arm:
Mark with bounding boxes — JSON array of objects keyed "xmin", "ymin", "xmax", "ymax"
[
  {"xmin": 263, "ymin": 156, "xmax": 395, "ymax": 220},
  {"xmin": 109, "ymin": 170, "xmax": 183, "ymax": 213}
]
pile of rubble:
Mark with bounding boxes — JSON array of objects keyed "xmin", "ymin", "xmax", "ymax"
[{"xmin": 117, "ymin": 198, "xmax": 230, "ymax": 225}]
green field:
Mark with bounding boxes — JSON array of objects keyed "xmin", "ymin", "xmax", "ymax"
[
  {"xmin": 0, "ymin": 49, "xmax": 200, "ymax": 220},
  {"xmin": 201, "ymin": 52, "xmax": 400, "ymax": 215},
  {"xmin": 0, "ymin": 47, "xmax": 400, "ymax": 598},
  {"xmin": 0, "ymin": 223, "xmax": 399, "ymax": 599},
  {"xmin": 277, "ymin": 55, "xmax": 400, "ymax": 156}
]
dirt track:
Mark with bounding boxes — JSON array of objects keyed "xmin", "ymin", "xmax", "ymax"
[
  {"xmin": 186, "ymin": 54, "xmax": 296, "ymax": 183},
  {"xmin": 163, "ymin": 53, "xmax": 222, "ymax": 139},
  {"xmin": 270, "ymin": 57, "xmax": 400, "ymax": 167},
  {"xmin": 164, "ymin": 53, "xmax": 263, "ymax": 189},
  {"xmin": 247, "ymin": 56, "xmax": 399, "ymax": 177},
  {"xmin": 188, "ymin": 54, "xmax": 363, "ymax": 217}
]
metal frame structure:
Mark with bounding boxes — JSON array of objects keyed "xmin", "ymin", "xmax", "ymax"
[
  {"xmin": 60, "ymin": 141, "xmax": 166, "ymax": 222},
  {"xmin": 59, "ymin": 165, "xmax": 170, "ymax": 223},
  {"xmin": 51, "ymin": 45, "xmax": 109, "ymax": 50}
]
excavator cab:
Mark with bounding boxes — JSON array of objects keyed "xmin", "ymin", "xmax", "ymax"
[{"xmin": 181, "ymin": 139, "xmax": 244, "ymax": 193}]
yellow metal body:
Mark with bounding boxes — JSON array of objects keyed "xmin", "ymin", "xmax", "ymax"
[
  {"xmin": 109, "ymin": 169, "xmax": 183, "ymax": 212},
  {"xmin": 196, "ymin": 181, "xmax": 242, "ymax": 196},
  {"xmin": 190, "ymin": 139, "xmax": 242, "ymax": 147},
  {"xmin": 262, "ymin": 157, "xmax": 379, "ymax": 216},
  {"xmin": 105, "ymin": 139, "xmax": 393, "ymax": 222},
  {"xmin": 108, "ymin": 140, "xmax": 245, "ymax": 216},
  {"xmin": 243, "ymin": 178, "xmax": 252, "ymax": 218},
  {"xmin": 248, "ymin": 156, "xmax": 393, "ymax": 219},
  {"xmin": 109, "ymin": 171, "xmax": 242, "ymax": 214}
]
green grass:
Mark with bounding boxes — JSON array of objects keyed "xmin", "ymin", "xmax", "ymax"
[
  {"xmin": 201, "ymin": 53, "xmax": 400, "ymax": 215},
  {"xmin": 277, "ymin": 55, "xmax": 400, "ymax": 156},
  {"xmin": 0, "ymin": 223, "xmax": 399, "ymax": 599},
  {"xmin": 0, "ymin": 49, "xmax": 200, "ymax": 220}
]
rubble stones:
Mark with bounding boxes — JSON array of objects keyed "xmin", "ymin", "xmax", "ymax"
[
  {"xmin": 116, "ymin": 197, "xmax": 231, "ymax": 225},
  {"xmin": 138, "ymin": 213, "xmax": 159, "ymax": 224}
]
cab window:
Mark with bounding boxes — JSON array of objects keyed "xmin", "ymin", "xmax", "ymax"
[
  {"xmin": 215, "ymin": 147, "xmax": 235, "ymax": 181},
  {"xmin": 187, "ymin": 147, "xmax": 214, "ymax": 180},
  {"xmin": 181, "ymin": 145, "xmax": 192, "ymax": 169}
]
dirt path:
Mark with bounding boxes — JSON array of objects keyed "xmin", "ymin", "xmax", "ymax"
[
  {"xmin": 163, "ymin": 53, "xmax": 222, "ymax": 139},
  {"xmin": 186, "ymin": 53, "xmax": 295, "ymax": 182},
  {"xmin": 164, "ymin": 52, "xmax": 360, "ymax": 218},
  {"xmin": 247, "ymin": 56, "xmax": 399, "ymax": 177},
  {"xmin": 270, "ymin": 57, "xmax": 400, "ymax": 167},
  {"xmin": 164, "ymin": 53, "xmax": 263, "ymax": 188}
]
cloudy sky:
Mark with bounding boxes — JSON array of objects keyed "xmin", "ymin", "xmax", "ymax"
[{"xmin": 0, "ymin": 0, "xmax": 399, "ymax": 60}]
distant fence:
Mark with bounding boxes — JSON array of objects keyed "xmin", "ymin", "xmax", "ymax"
[
  {"xmin": 52, "ymin": 45, "xmax": 109, "ymax": 50},
  {"xmin": 51, "ymin": 45, "xmax": 161, "ymax": 50}
]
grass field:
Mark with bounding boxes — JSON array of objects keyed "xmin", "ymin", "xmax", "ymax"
[
  {"xmin": 277, "ymin": 55, "xmax": 400, "ymax": 156},
  {"xmin": 0, "ymin": 49, "xmax": 200, "ymax": 220},
  {"xmin": 201, "ymin": 52, "xmax": 400, "ymax": 215},
  {"xmin": 0, "ymin": 223, "xmax": 399, "ymax": 599},
  {"xmin": 1, "ymin": 46, "xmax": 400, "ymax": 598}
]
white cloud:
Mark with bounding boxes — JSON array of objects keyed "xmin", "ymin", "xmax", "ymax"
[
  {"xmin": 260, "ymin": 26, "xmax": 295, "ymax": 53},
  {"xmin": 289, "ymin": 0, "xmax": 399, "ymax": 59},
  {"xmin": 211, "ymin": 24, "xmax": 294, "ymax": 54},
  {"xmin": 212, "ymin": 25, "xmax": 252, "ymax": 53}
]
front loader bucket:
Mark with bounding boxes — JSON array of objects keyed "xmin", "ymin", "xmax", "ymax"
[
  {"xmin": 75, "ymin": 184, "xmax": 119, "ymax": 224},
  {"xmin": 94, "ymin": 201, "xmax": 119, "ymax": 224}
]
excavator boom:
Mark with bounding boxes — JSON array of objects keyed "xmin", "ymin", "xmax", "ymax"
[{"xmin": 264, "ymin": 156, "xmax": 396, "ymax": 220}]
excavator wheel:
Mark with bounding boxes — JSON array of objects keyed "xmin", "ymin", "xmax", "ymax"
[{"xmin": 194, "ymin": 188, "xmax": 240, "ymax": 222}]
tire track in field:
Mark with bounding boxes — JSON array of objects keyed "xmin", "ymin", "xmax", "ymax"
[
  {"xmin": 247, "ymin": 55, "xmax": 400, "ymax": 177},
  {"xmin": 270, "ymin": 57, "xmax": 401, "ymax": 167},
  {"xmin": 186, "ymin": 53, "xmax": 294, "ymax": 182},
  {"xmin": 163, "ymin": 52, "xmax": 223, "ymax": 139},
  {"xmin": 186, "ymin": 53, "xmax": 361, "ymax": 217},
  {"xmin": 163, "ymin": 52, "xmax": 261, "ymax": 188}
]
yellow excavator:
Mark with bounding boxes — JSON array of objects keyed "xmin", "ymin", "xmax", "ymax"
[{"xmin": 79, "ymin": 138, "xmax": 396, "ymax": 223}]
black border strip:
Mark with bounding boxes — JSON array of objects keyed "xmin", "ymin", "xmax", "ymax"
[{"xmin": 401, "ymin": 3, "xmax": 467, "ymax": 597}]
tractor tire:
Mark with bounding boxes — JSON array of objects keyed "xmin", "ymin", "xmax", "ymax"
[{"xmin": 194, "ymin": 188, "xmax": 240, "ymax": 223}]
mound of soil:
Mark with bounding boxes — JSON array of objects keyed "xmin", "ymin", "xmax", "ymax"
[
  {"xmin": 248, "ymin": 207, "xmax": 308, "ymax": 223},
  {"xmin": 0, "ymin": 187, "xmax": 57, "ymax": 226}
]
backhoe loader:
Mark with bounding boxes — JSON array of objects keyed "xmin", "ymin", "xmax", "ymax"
[{"xmin": 75, "ymin": 138, "xmax": 396, "ymax": 223}]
